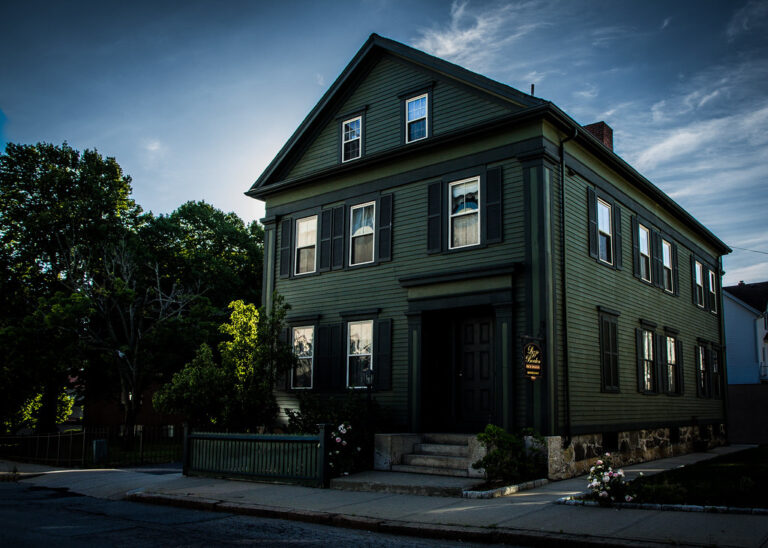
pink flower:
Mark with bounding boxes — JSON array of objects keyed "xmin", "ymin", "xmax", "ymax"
[
  {"xmin": 596, "ymin": 460, "xmax": 603, "ymax": 466},
  {"xmin": 605, "ymin": 452, "xmax": 611, "ymax": 457},
  {"xmin": 625, "ymin": 495, "xmax": 633, "ymax": 502},
  {"xmin": 335, "ymin": 437, "xmax": 341, "ymax": 443}
]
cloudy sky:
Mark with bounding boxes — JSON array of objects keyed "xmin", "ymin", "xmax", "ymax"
[{"xmin": 1, "ymin": 0, "xmax": 766, "ymax": 284}]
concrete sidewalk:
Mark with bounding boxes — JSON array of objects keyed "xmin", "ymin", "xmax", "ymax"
[{"xmin": 4, "ymin": 446, "xmax": 768, "ymax": 547}]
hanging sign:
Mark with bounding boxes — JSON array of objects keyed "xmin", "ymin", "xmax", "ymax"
[{"xmin": 523, "ymin": 340, "xmax": 543, "ymax": 380}]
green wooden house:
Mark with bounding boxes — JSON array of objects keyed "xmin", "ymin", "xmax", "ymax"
[{"xmin": 246, "ymin": 34, "xmax": 731, "ymax": 479}]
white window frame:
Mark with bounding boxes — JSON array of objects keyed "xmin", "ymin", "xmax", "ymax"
[
  {"xmin": 597, "ymin": 198, "xmax": 613, "ymax": 265},
  {"xmin": 448, "ymin": 177, "xmax": 481, "ymax": 250},
  {"xmin": 638, "ymin": 223, "xmax": 651, "ymax": 282},
  {"xmin": 291, "ymin": 326, "xmax": 314, "ymax": 390},
  {"xmin": 666, "ymin": 335, "xmax": 679, "ymax": 394},
  {"xmin": 341, "ymin": 116, "xmax": 362, "ymax": 162},
  {"xmin": 347, "ymin": 320, "xmax": 373, "ymax": 389},
  {"xmin": 405, "ymin": 94, "xmax": 428, "ymax": 144},
  {"xmin": 662, "ymin": 239, "xmax": 674, "ymax": 293},
  {"xmin": 695, "ymin": 261, "xmax": 705, "ymax": 307},
  {"xmin": 349, "ymin": 201, "xmax": 376, "ymax": 266},
  {"xmin": 640, "ymin": 329, "xmax": 655, "ymax": 393},
  {"xmin": 294, "ymin": 215, "xmax": 317, "ymax": 276},
  {"xmin": 708, "ymin": 270, "xmax": 717, "ymax": 313}
]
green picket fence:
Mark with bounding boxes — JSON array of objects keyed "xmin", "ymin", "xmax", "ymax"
[{"xmin": 184, "ymin": 426, "xmax": 331, "ymax": 487}]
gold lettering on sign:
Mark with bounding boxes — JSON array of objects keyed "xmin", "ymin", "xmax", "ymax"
[{"xmin": 523, "ymin": 342, "xmax": 543, "ymax": 380}]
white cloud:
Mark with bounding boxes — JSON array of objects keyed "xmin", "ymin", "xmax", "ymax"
[
  {"xmin": 661, "ymin": 17, "xmax": 672, "ymax": 30},
  {"xmin": 573, "ymin": 83, "xmax": 598, "ymax": 100},
  {"xmin": 315, "ymin": 73, "xmax": 325, "ymax": 87},
  {"xmin": 726, "ymin": 0, "xmax": 768, "ymax": 40}
]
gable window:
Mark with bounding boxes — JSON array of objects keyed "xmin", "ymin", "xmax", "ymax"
[
  {"xmin": 597, "ymin": 198, "xmax": 613, "ymax": 264},
  {"xmin": 347, "ymin": 320, "xmax": 373, "ymax": 388},
  {"xmin": 292, "ymin": 326, "xmax": 314, "ymax": 389},
  {"xmin": 637, "ymin": 328, "xmax": 656, "ymax": 393},
  {"xmin": 638, "ymin": 224, "xmax": 651, "ymax": 282},
  {"xmin": 708, "ymin": 270, "xmax": 717, "ymax": 313},
  {"xmin": 665, "ymin": 335, "xmax": 681, "ymax": 394},
  {"xmin": 662, "ymin": 239, "xmax": 674, "ymax": 293},
  {"xmin": 599, "ymin": 311, "xmax": 619, "ymax": 392},
  {"xmin": 342, "ymin": 116, "xmax": 361, "ymax": 162},
  {"xmin": 449, "ymin": 177, "xmax": 480, "ymax": 249},
  {"xmin": 694, "ymin": 261, "xmax": 705, "ymax": 307},
  {"xmin": 295, "ymin": 216, "xmax": 317, "ymax": 275},
  {"xmin": 349, "ymin": 202, "xmax": 375, "ymax": 265},
  {"xmin": 406, "ymin": 94, "xmax": 428, "ymax": 143}
]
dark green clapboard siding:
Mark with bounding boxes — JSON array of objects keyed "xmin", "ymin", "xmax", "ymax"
[
  {"xmin": 562, "ymin": 172, "xmax": 723, "ymax": 429},
  {"xmin": 286, "ymin": 54, "xmax": 516, "ymax": 181},
  {"xmin": 274, "ymin": 158, "xmax": 525, "ymax": 423}
]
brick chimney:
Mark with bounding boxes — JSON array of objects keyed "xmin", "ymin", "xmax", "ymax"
[{"xmin": 583, "ymin": 121, "xmax": 613, "ymax": 151}]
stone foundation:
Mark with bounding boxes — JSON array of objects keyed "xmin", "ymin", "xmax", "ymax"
[{"xmin": 546, "ymin": 423, "xmax": 727, "ymax": 480}]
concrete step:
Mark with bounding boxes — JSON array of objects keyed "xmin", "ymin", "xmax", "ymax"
[
  {"xmin": 413, "ymin": 443, "xmax": 469, "ymax": 457},
  {"xmin": 391, "ymin": 464, "xmax": 469, "ymax": 477},
  {"xmin": 403, "ymin": 453, "xmax": 469, "ymax": 470},
  {"xmin": 331, "ymin": 470, "xmax": 480, "ymax": 497},
  {"xmin": 422, "ymin": 433, "xmax": 474, "ymax": 445}
]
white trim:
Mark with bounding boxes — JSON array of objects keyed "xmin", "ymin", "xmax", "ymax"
[
  {"xmin": 291, "ymin": 325, "xmax": 314, "ymax": 390},
  {"xmin": 405, "ymin": 93, "xmax": 428, "ymax": 143},
  {"xmin": 708, "ymin": 269, "xmax": 717, "ymax": 314},
  {"xmin": 294, "ymin": 215, "xmax": 317, "ymax": 276},
  {"xmin": 662, "ymin": 238, "xmax": 673, "ymax": 293},
  {"xmin": 695, "ymin": 260, "xmax": 705, "ymax": 307},
  {"xmin": 638, "ymin": 223, "xmax": 651, "ymax": 282},
  {"xmin": 349, "ymin": 201, "xmax": 376, "ymax": 266},
  {"xmin": 597, "ymin": 198, "xmax": 613, "ymax": 265},
  {"xmin": 346, "ymin": 319, "xmax": 373, "ymax": 389},
  {"xmin": 341, "ymin": 116, "xmax": 362, "ymax": 162},
  {"xmin": 448, "ymin": 176, "xmax": 481, "ymax": 250}
]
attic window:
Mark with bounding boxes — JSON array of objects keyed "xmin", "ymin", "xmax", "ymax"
[
  {"xmin": 406, "ymin": 94, "xmax": 428, "ymax": 143},
  {"xmin": 342, "ymin": 116, "xmax": 361, "ymax": 162}
]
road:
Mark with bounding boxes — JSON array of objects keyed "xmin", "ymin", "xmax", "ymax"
[{"xmin": 0, "ymin": 482, "xmax": 517, "ymax": 547}]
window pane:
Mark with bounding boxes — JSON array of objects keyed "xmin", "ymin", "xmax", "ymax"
[
  {"xmin": 643, "ymin": 331, "xmax": 654, "ymax": 359},
  {"xmin": 349, "ymin": 321, "xmax": 372, "ymax": 355},
  {"xmin": 597, "ymin": 200, "xmax": 611, "ymax": 234},
  {"xmin": 348, "ymin": 355, "xmax": 370, "ymax": 387},
  {"xmin": 344, "ymin": 119, "xmax": 360, "ymax": 140},
  {"xmin": 297, "ymin": 217, "xmax": 316, "ymax": 247},
  {"xmin": 293, "ymin": 327, "xmax": 314, "ymax": 358},
  {"xmin": 408, "ymin": 119, "xmax": 426, "ymax": 141},
  {"xmin": 599, "ymin": 233, "xmax": 612, "ymax": 263},
  {"xmin": 451, "ymin": 181, "xmax": 479, "ymax": 215},
  {"xmin": 351, "ymin": 204, "xmax": 374, "ymax": 237},
  {"xmin": 293, "ymin": 358, "xmax": 312, "ymax": 388},
  {"xmin": 451, "ymin": 213, "xmax": 479, "ymax": 248},
  {"xmin": 344, "ymin": 140, "xmax": 360, "ymax": 160},
  {"xmin": 407, "ymin": 96, "xmax": 426, "ymax": 121},
  {"xmin": 695, "ymin": 262, "xmax": 703, "ymax": 284},
  {"xmin": 351, "ymin": 234, "xmax": 373, "ymax": 264},
  {"xmin": 662, "ymin": 240, "xmax": 672, "ymax": 267},
  {"xmin": 641, "ymin": 256, "xmax": 650, "ymax": 281},
  {"xmin": 639, "ymin": 226, "xmax": 649, "ymax": 255},
  {"xmin": 297, "ymin": 247, "xmax": 315, "ymax": 273}
]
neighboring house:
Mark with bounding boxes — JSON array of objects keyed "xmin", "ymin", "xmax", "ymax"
[
  {"xmin": 723, "ymin": 281, "xmax": 768, "ymax": 443},
  {"xmin": 246, "ymin": 34, "xmax": 731, "ymax": 479}
]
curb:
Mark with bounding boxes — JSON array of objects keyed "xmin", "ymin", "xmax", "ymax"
[
  {"xmin": 463, "ymin": 477, "xmax": 549, "ymax": 499},
  {"xmin": 557, "ymin": 497, "xmax": 768, "ymax": 516},
  {"xmin": 125, "ymin": 492, "xmax": 687, "ymax": 548}
]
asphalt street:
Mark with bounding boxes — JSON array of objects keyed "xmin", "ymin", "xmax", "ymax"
[{"xmin": 0, "ymin": 483, "xmax": 518, "ymax": 547}]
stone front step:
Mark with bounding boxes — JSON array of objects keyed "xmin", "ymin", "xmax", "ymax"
[
  {"xmin": 390, "ymin": 464, "xmax": 469, "ymax": 477},
  {"xmin": 422, "ymin": 433, "xmax": 475, "ymax": 445},
  {"xmin": 413, "ymin": 443, "xmax": 468, "ymax": 457},
  {"xmin": 403, "ymin": 453, "xmax": 469, "ymax": 470},
  {"xmin": 331, "ymin": 470, "xmax": 480, "ymax": 497}
]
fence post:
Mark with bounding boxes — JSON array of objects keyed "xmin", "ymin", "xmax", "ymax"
[
  {"xmin": 81, "ymin": 428, "xmax": 87, "ymax": 468},
  {"xmin": 139, "ymin": 426, "xmax": 144, "ymax": 465},
  {"xmin": 182, "ymin": 423, "xmax": 190, "ymax": 476},
  {"xmin": 317, "ymin": 423, "xmax": 331, "ymax": 488}
]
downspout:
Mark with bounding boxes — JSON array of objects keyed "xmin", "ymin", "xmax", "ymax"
[
  {"xmin": 718, "ymin": 256, "xmax": 729, "ymax": 442},
  {"xmin": 559, "ymin": 127, "xmax": 578, "ymax": 447}
]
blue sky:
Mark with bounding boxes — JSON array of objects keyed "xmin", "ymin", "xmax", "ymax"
[{"xmin": 1, "ymin": 0, "xmax": 766, "ymax": 284}]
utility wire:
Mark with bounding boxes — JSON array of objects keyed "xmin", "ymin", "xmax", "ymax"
[{"xmin": 730, "ymin": 246, "xmax": 768, "ymax": 256}]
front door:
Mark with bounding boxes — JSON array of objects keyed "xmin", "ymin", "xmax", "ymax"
[{"xmin": 458, "ymin": 317, "xmax": 494, "ymax": 431}]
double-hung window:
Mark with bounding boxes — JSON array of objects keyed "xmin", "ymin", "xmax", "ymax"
[
  {"xmin": 295, "ymin": 216, "xmax": 317, "ymax": 275},
  {"xmin": 696, "ymin": 345, "xmax": 709, "ymax": 397},
  {"xmin": 639, "ymin": 328, "xmax": 656, "ymax": 393},
  {"xmin": 349, "ymin": 202, "xmax": 375, "ymax": 265},
  {"xmin": 406, "ymin": 94, "xmax": 428, "ymax": 143},
  {"xmin": 708, "ymin": 270, "xmax": 717, "ymax": 313},
  {"xmin": 291, "ymin": 326, "xmax": 314, "ymax": 389},
  {"xmin": 665, "ymin": 336, "xmax": 680, "ymax": 394},
  {"xmin": 342, "ymin": 116, "xmax": 361, "ymax": 162},
  {"xmin": 597, "ymin": 198, "xmax": 613, "ymax": 265},
  {"xmin": 711, "ymin": 347, "xmax": 722, "ymax": 398},
  {"xmin": 694, "ymin": 261, "xmax": 705, "ymax": 307},
  {"xmin": 662, "ymin": 239, "xmax": 674, "ymax": 293},
  {"xmin": 347, "ymin": 320, "xmax": 373, "ymax": 388},
  {"xmin": 449, "ymin": 177, "xmax": 480, "ymax": 249},
  {"xmin": 638, "ymin": 224, "xmax": 651, "ymax": 282}
]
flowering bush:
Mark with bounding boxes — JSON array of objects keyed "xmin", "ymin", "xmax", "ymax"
[
  {"xmin": 327, "ymin": 422, "xmax": 362, "ymax": 476},
  {"xmin": 587, "ymin": 452, "xmax": 635, "ymax": 506}
]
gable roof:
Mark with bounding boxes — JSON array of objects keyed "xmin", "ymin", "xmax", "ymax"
[
  {"xmin": 724, "ymin": 281, "xmax": 768, "ymax": 313},
  {"xmin": 245, "ymin": 34, "xmax": 730, "ymax": 257}
]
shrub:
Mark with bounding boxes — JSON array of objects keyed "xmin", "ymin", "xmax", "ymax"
[
  {"xmin": 472, "ymin": 424, "xmax": 546, "ymax": 484},
  {"xmin": 587, "ymin": 452, "xmax": 635, "ymax": 506}
]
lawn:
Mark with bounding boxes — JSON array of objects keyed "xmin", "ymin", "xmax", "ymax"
[{"xmin": 631, "ymin": 445, "xmax": 767, "ymax": 509}]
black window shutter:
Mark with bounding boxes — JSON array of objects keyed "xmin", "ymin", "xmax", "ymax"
[
  {"xmin": 484, "ymin": 166, "xmax": 503, "ymax": 244},
  {"xmin": 651, "ymin": 231, "xmax": 663, "ymax": 288},
  {"xmin": 587, "ymin": 187, "xmax": 598, "ymax": 259},
  {"xmin": 281, "ymin": 327, "xmax": 292, "ymax": 390},
  {"xmin": 374, "ymin": 318, "xmax": 392, "ymax": 391},
  {"xmin": 690, "ymin": 255, "xmax": 698, "ymax": 305},
  {"xmin": 315, "ymin": 325, "xmax": 331, "ymax": 390},
  {"xmin": 318, "ymin": 210, "xmax": 332, "ymax": 272},
  {"xmin": 695, "ymin": 346, "xmax": 704, "ymax": 397},
  {"xmin": 279, "ymin": 219, "xmax": 292, "ymax": 278},
  {"xmin": 672, "ymin": 243, "xmax": 680, "ymax": 296},
  {"xmin": 635, "ymin": 328, "xmax": 644, "ymax": 393},
  {"xmin": 378, "ymin": 194, "xmax": 393, "ymax": 262},
  {"xmin": 330, "ymin": 323, "xmax": 345, "ymax": 389},
  {"xmin": 703, "ymin": 267, "xmax": 712, "ymax": 311},
  {"xmin": 656, "ymin": 333, "xmax": 665, "ymax": 394},
  {"xmin": 613, "ymin": 204, "xmax": 622, "ymax": 270},
  {"xmin": 427, "ymin": 181, "xmax": 442, "ymax": 253},
  {"xmin": 676, "ymin": 340, "xmax": 684, "ymax": 395},
  {"xmin": 331, "ymin": 206, "xmax": 345, "ymax": 270},
  {"xmin": 631, "ymin": 216, "xmax": 641, "ymax": 279}
]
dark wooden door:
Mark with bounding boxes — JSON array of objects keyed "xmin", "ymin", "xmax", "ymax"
[{"xmin": 459, "ymin": 317, "xmax": 494, "ymax": 430}]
